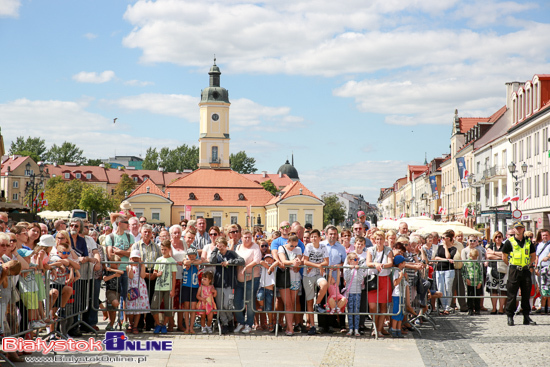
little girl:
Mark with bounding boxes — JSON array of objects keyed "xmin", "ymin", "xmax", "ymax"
[
  {"xmin": 196, "ymin": 271, "xmax": 217, "ymax": 334},
  {"xmin": 390, "ymin": 255, "xmax": 406, "ymax": 338},
  {"xmin": 126, "ymin": 250, "xmax": 150, "ymax": 334},
  {"xmin": 344, "ymin": 252, "xmax": 367, "ymax": 336},
  {"xmin": 326, "ymin": 275, "xmax": 347, "ymax": 314}
]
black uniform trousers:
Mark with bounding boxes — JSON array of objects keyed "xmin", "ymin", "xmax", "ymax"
[{"xmin": 505, "ymin": 266, "xmax": 531, "ymax": 317}]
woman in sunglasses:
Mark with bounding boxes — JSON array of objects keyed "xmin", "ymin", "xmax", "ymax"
[{"xmin": 201, "ymin": 226, "xmax": 221, "ymax": 273}]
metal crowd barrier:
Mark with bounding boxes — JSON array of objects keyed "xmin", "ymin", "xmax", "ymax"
[
  {"xmin": 93, "ymin": 261, "xmax": 246, "ymax": 335},
  {"xmin": 250, "ymin": 263, "xmax": 407, "ymax": 339}
]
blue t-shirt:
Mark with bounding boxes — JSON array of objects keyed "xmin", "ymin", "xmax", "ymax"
[
  {"xmin": 271, "ymin": 237, "xmax": 305, "ymax": 275},
  {"xmin": 181, "ymin": 264, "xmax": 199, "ymax": 288}
]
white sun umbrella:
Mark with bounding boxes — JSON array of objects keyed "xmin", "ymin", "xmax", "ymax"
[
  {"xmin": 377, "ymin": 219, "xmax": 399, "ymax": 230},
  {"xmin": 401, "ymin": 216, "xmax": 437, "ymax": 230},
  {"xmin": 415, "ymin": 222, "xmax": 483, "ymax": 236}
]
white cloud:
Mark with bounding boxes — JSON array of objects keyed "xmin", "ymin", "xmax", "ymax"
[
  {"xmin": 453, "ymin": 0, "xmax": 538, "ymax": 27},
  {"xmin": 105, "ymin": 93, "xmax": 305, "ymax": 130},
  {"xmin": 72, "ymin": 70, "xmax": 116, "ymax": 84},
  {"xmin": 0, "ymin": 98, "xmax": 180, "ymax": 159},
  {"xmin": 83, "ymin": 33, "xmax": 98, "ymax": 40},
  {"xmin": 0, "ymin": 0, "xmax": 20, "ymax": 17},
  {"xmin": 124, "ymin": 79, "xmax": 154, "ymax": 87}
]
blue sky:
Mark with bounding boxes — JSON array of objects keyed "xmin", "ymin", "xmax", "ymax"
[{"xmin": 1, "ymin": 0, "xmax": 550, "ymax": 204}]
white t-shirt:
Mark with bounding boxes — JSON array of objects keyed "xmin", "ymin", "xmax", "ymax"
[
  {"xmin": 392, "ymin": 270, "xmax": 402, "ymax": 297},
  {"xmin": 278, "ymin": 246, "xmax": 302, "ymax": 282},
  {"xmin": 171, "ymin": 246, "xmax": 187, "ymax": 280},
  {"xmin": 260, "ymin": 266, "xmax": 276, "ymax": 288},
  {"xmin": 81, "ymin": 236, "xmax": 98, "ymax": 280},
  {"xmin": 303, "ymin": 243, "xmax": 329, "ymax": 277}
]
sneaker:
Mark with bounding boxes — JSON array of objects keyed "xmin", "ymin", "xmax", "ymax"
[
  {"xmin": 308, "ymin": 326, "xmax": 317, "ymax": 335},
  {"xmin": 314, "ymin": 304, "xmax": 325, "ymax": 313},
  {"xmin": 242, "ymin": 325, "xmax": 252, "ymax": 334},
  {"xmin": 207, "ymin": 326, "xmax": 213, "ymax": 334},
  {"xmin": 202, "ymin": 327, "xmax": 208, "ymax": 334},
  {"xmin": 354, "ymin": 329, "xmax": 361, "ymax": 337},
  {"xmin": 161, "ymin": 325, "xmax": 167, "ymax": 334},
  {"xmin": 106, "ymin": 323, "xmax": 115, "ymax": 331},
  {"xmin": 31, "ymin": 321, "xmax": 45, "ymax": 329},
  {"xmin": 154, "ymin": 325, "xmax": 162, "ymax": 334},
  {"xmin": 55, "ymin": 308, "xmax": 66, "ymax": 318},
  {"xmin": 234, "ymin": 323, "xmax": 244, "ymax": 333},
  {"xmin": 346, "ymin": 329, "xmax": 353, "ymax": 336},
  {"xmin": 336, "ymin": 308, "xmax": 342, "ymax": 314},
  {"xmin": 329, "ymin": 308, "xmax": 335, "ymax": 315}
]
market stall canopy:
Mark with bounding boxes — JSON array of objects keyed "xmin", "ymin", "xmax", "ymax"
[
  {"xmin": 37, "ymin": 210, "xmax": 71, "ymax": 220},
  {"xmin": 414, "ymin": 222, "xmax": 483, "ymax": 236}
]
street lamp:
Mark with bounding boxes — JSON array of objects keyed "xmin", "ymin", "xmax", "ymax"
[
  {"xmin": 24, "ymin": 161, "xmax": 45, "ymax": 215},
  {"xmin": 508, "ymin": 161, "xmax": 528, "ymax": 209}
]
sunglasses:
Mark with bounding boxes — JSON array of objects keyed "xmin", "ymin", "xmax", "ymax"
[
  {"xmin": 469, "ymin": 239, "xmax": 478, "ymax": 242},
  {"xmin": 139, "ymin": 221, "xmax": 147, "ymax": 224},
  {"xmin": 341, "ymin": 234, "xmax": 350, "ymax": 237},
  {"xmin": 0, "ymin": 244, "xmax": 10, "ymax": 248},
  {"xmin": 495, "ymin": 235, "xmax": 503, "ymax": 238},
  {"xmin": 70, "ymin": 224, "xmax": 79, "ymax": 228},
  {"xmin": 209, "ymin": 233, "xmax": 218, "ymax": 236},
  {"xmin": 119, "ymin": 221, "xmax": 129, "ymax": 224},
  {"xmin": 60, "ymin": 251, "xmax": 71, "ymax": 255},
  {"xmin": 0, "ymin": 220, "xmax": 7, "ymax": 225},
  {"xmin": 229, "ymin": 230, "xmax": 239, "ymax": 234},
  {"xmin": 280, "ymin": 225, "xmax": 291, "ymax": 230},
  {"xmin": 261, "ymin": 245, "xmax": 269, "ymax": 248},
  {"xmin": 181, "ymin": 224, "xmax": 187, "ymax": 227},
  {"xmin": 350, "ymin": 258, "xmax": 359, "ymax": 261}
]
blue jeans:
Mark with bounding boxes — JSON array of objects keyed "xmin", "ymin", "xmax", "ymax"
[
  {"xmin": 234, "ymin": 277, "xmax": 260, "ymax": 327},
  {"xmin": 436, "ymin": 270, "xmax": 455, "ymax": 309},
  {"xmin": 257, "ymin": 287, "xmax": 274, "ymax": 312},
  {"xmin": 347, "ymin": 293, "xmax": 361, "ymax": 330}
]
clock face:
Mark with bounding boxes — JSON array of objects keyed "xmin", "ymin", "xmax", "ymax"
[{"xmin": 212, "ymin": 113, "xmax": 220, "ymax": 121}]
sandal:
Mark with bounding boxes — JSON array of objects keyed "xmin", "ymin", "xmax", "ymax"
[{"xmin": 132, "ymin": 327, "xmax": 139, "ymax": 334}]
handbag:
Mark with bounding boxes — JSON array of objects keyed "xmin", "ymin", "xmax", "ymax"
[
  {"xmin": 497, "ymin": 261, "xmax": 508, "ymax": 274},
  {"xmin": 365, "ymin": 274, "xmax": 378, "ymax": 291},
  {"xmin": 127, "ymin": 287, "xmax": 140, "ymax": 301},
  {"xmin": 275, "ymin": 247, "xmax": 291, "ymax": 288}
]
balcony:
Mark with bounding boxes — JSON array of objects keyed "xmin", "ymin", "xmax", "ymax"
[{"xmin": 483, "ymin": 165, "xmax": 506, "ymax": 182}]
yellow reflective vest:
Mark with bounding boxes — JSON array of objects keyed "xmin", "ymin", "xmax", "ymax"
[{"xmin": 509, "ymin": 237, "xmax": 531, "ymax": 267}]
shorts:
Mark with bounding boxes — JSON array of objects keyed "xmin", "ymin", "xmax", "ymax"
[
  {"xmin": 106, "ymin": 290, "xmax": 120, "ymax": 310},
  {"xmin": 49, "ymin": 283, "xmax": 65, "ymax": 308},
  {"xmin": 391, "ymin": 296, "xmax": 404, "ymax": 321},
  {"xmin": 21, "ymin": 291, "xmax": 39, "ymax": 310},
  {"xmin": 290, "ymin": 280, "xmax": 301, "ymax": 291},
  {"xmin": 541, "ymin": 289, "xmax": 550, "ymax": 297},
  {"xmin": 303, "ymin": 275, "xmax": 326, "ymax": 301},
  {"xmin": 152, "ymin": 290, "xmax": 173, "ymax": 317},
  {"xmin": 257, "ymin": 287, "xmax": 274, "ymax": 312},
  {"xmin": 180, "ymin": 285, "xmax": 199, "ymax": 304}
]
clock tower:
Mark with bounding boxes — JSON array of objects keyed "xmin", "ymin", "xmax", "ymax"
[{"xmin": 198, "ymin": 58, "xmax": 231, "ymax": 169}]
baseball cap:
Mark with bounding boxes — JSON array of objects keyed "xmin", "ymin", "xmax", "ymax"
[
  {"xmin": 513, "ymin": 221, "xmax": 525, "ymax": 229},
  {"xmin": 393, "ymin": 255, "xmax": 406, "ymax": 266},
  {"xmin": 357, "ymin": 211, "xmax": 366, "ymax": 218},
  {"xmin": 130, "ymin": 249, "xmax": 141, "ymax": 258}
]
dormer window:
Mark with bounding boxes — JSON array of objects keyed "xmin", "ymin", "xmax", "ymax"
[
  {"xmin": 238, "ymin": 193, "xmax": 245, "ymax": 200},
  {"xmin": 214, "ymin": 193, "xmax": 220, "ymax": 200},
  {"xmin": 75, "ymin": 173, "xmax": 81, "ymax": 179},
  {"xmin": 133, "ymin": 176, "xmax": 138, "ymax": 182},
  {"xmin": 189, "ymin": 192, "xmax": 196, "ymax": 200},
  {"xmin": 64, "ymin": 172, "xmax": 70, "ymax": 179},
  {"xmin": 86, "ymin": 173, "xmax": 92, "ymax": 179}
]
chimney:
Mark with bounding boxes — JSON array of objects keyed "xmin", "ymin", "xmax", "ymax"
[
  {"xmin": 158, "ymin": 167, "xmax": 164, "ymax": 172},
  {"xmin": 262, "ymin": 171, "xmax": 267, "ymax": 178},
  {"xmin": 299, "ymin": 188, "xmax": 303, "ymax": 195},
  {"xmin": 99, "ymin": 164, "xmax": 105, "ymax": 168},
  {"xmin": 176, "ymin": 169, "xmax": 180, "ymax": 174},
  {"xmin": 146, "ymin": 186, "xmax": 150, "ymax": 193},
  {"xmin": 279, "ymin": 172, "xmax": 282, "ymax": 178},
  {"xmin": 118, "ymin": 166, "xmax": 122, "ymax": 171},
  {"xmin": 506, "ymin": 81, "xmax": 521, "ymax": 109}
]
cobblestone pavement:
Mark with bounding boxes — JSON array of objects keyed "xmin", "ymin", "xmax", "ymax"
[{"xmin": 10, "ymin": 311, "xmax": 549, "ymax": 367}]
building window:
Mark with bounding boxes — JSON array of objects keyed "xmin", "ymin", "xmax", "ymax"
[
  {"xmin": 64, "ymin": 173, "xmax": 70, "ymax": 179},
  {"xmin": 111, "ymin": 189, "xmax": 115, "ymax": 195},
  {"xmin": 214, "ymin": 193, "xmax": 220, "ymax": 200},
  {"xmin": 13, "ymin": 181, "xmax": 18, "ymax": 188},
  {"xmin": 24, "ymin": 169, "xmax": 33, "ymax": 176},
  {"xmin": 189, "ymin": 193, "xmax": 196, "ymax": 200},
  {"xmin": 134, "ymin": 210, "xmax": 144, "ymax": 218},
  {"xmin": 86, "ymin": 173, "xmax": 92, "ymax": 179},
  {"xmin": 534, "ymin": 79, "xmax": 540, "ymax": 111},
  {"xmin": 133, "ymin": 176, "xmax": 138, "ymax": 182},
  {"xmin": 211, "ymin": 146, "xmax": 218, "ymax": 163},
  {"xmin": 535, "ymin": 132, "xmax": 539, "ymax": 156},
  {"xmin": 535, "ymin": 175, "xmax": 540, "ymax": 198},
  {"xmin": 12, "ymin": 193, "xmax": 19, "ymax": 201},
  {"xmin": 151, "ymin": 209, "xmax": 161, "ymax": 221},
  {"xmin": 526, "ymin": 177, "xmax": 531, "ymax": 197},
  {"xmin": 146, "ymin": 186, "xmax": 150, "ymax": 193},
  {"xmin": 230, "ymin": 213, "xmax": 238, "ymax": 224},
  {"xmin": 76, "ymin": 173, "xmax": 81, "ymax": 179},
  {"xmin": 526, "ymin": 136, "xmax": 531, "ymax": 159},
  {"xmin": 544, "ymin": 127, "xmax": 549, "ymax": 152},
  {"xmin": 519, "ymin": 140, "xmax": 524, "ymax": 161},
  {"xmin": 544, "ymin": 173, "xmax": 549, "ymax": 196},
  {"xmin": 305, "ymin": 210, "xmax": 313, "ymax": 226},
  {"xmin": 212, "ymin": 212, "xmax": 222, "ymax": 227},
  {"xmin": 288, "ymin": 210, "xmax": 298, "ymax": 224},
  {"xmin": 512, "ymin": 94, "xmax": 518, "ymax": 124}
]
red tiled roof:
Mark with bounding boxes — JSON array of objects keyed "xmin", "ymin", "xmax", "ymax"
[
  {"xmin": 458, "ymin": 117, "xmax": 490, "ymax": 133},
  {"xmin": 105, "ymin": 168, "xmax": 167, "ymax": 186},
  {"xmin": 167, "ymin": 169, "xmax": 274, "ymax": 207},
  {"xmin": 47, "ymin": 164, "xmax": 108, "ymax": 182},
  {"xmin": 266, "ymin": 181, "xmax": 321, "ymax": 206},
  {"xmin": 1, "ymin": 155, "xmax": 31, "ymax": 173},
  {"xmin": 487, "ymin": 105, "xmax": 507, "ymax": 123},
  {"xmin": 128, "ymin": 180, "xmax": 168, "ymax": 198},
  {"xmin": 243, "ymin": 173, "xmax": 293, "ymax": 189}
]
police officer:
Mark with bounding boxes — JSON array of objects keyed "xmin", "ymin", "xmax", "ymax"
[{"xmin": 501, "ymin": 221, "xmax": 537, "ymax": 326}]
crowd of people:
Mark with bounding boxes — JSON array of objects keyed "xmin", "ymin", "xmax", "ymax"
[{"xmin": 0, "ymin": 204, "xmax": 548, "ymax": 362}]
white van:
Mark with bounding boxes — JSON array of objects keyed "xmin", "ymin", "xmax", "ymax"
[{"xmin": 71, "ymin": 209, "xmax": 88, "ymax": 222}]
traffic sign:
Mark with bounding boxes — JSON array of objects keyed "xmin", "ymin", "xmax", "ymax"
[
  {"xmin": 512, "ymin": 209, "xmax": 522, "ymax": 219},
  {"xmin": 538, "ymin": 217, "xmax": 543, "ymax": 227}
]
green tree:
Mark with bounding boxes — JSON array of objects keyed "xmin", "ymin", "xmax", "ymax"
[
  {"xmin": 113, "ymin": 174, "xmax": 136, "ymax": 203},
  {"xmin": 322, "ymin": 194, "xmax": 346, "ymax": 227},
  {"xmin": 9, "ymin": 136, "xmax": 47, "ymax": 161},
  {"xmin": 85, "ymin": 158, "xmax": 103, "ymax": 166},
  {"xmin": 159, "ymin": 144, "xmax": 199, "ymax": 172},
  {"xmin": 45, "ymin": 141, "xmax": 86, "ymax": 165},
  {"xmin": 142, "ymin": 147, "xmax": 159, "ymax": 170},
  {"xmin": 43, "ymin": 177, "xmax": 86, "ymax": 210},
  {"xmin": 80, "ymin": 185, "xmax": 116, "ymax": 217},
  {"xmin": 230, "ymin": 151, "xmax": 257, "ymax": 174},
  {"xmin": 261, "ymin": 179, "xmax": 278, "ymax": 195}
]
